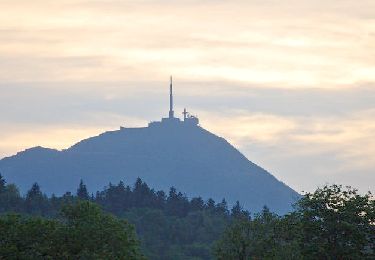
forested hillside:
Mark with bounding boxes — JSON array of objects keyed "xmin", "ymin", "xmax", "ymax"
[
  {"xmin": 0, "ymin": 174, "xmax": 374, "ymax": 259},
  {"xmin": 0, "ymin": 174, "xmax": 243, "ymax": 259}
]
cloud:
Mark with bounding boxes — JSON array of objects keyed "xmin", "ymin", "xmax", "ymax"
[
  {"xmin": 0, "ymin": 0, "xmax": 374, "ymax": 194},
  {"xmin": 0, "ymin": 0, "xmax": 374, "ymax": 87},
  {"xmin": 202, "ymin": 112, "xmax": 297, "ymax": 144},
  {"xmin": 201, "ymin": 109, "xmax": 375, "ymax": 193},
  {"xmin": 291, "ymin": 110, "xmax": 375, "ymax": 171},
  {"xmin": 2, "ymin": 103, "xmax": 373, "ymax": 193},
  {"xmin": 0, "ymin": 125, "xmax": 105, "ymax": 156}
]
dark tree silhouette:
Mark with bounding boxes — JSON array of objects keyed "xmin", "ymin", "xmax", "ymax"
[
  {"xmin": 166, "ymin": 187, "xmax": 189, "ymax": 217},
  {"xmin": 230, "ymin": 200, "xmax": 249, "ymax": 219},
  {"xmin": 216, "ymin": 199, "xmax": 229, "ymax": 215},
  {"xmin": 25, "ymin": 183, "xmax": 47, "ymax": 215},
  {"xmin": 190, "ymin": 197, "xmax": 205, "ymax": 211},
  {"xmin": 206, "ymin": 198, "xmax": 216, "ymax": 210},
  {"xmin": 133, "ymin": 177, "xmax": 154, "ymax": 207},
  {"xmin": 0, "ymin": 173, "xmax": 6, "ymax": 193},
  {"xmin": 76, "ymin": 179, "xmax": 90, "ymax": 200}
]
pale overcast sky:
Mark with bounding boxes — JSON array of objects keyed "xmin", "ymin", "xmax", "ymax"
[{"xmin": 0, "ymin": 0, "xmax": 374, "ymax": 193}]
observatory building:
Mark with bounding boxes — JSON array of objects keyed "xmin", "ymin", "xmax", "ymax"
[{"xmin": 148, "ymin": 77, "xmax": 199, "ymax": 127}]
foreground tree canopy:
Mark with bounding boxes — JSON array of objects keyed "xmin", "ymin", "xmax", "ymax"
[
  {"xmin": 0, "ymin": 175, "xmax": 243, "ymax": 259},
  {"xmin": 0, "ymin": 173, "xmax": 374, "ymax": 259},
  {"xmin": 0, "ymin": 201, "xmax": 144, "ymax": 259},
  {"xmin": 215, "ymin": 185, "xmax": 375, "ymax": 260},
  {"xmin": 296, "ymin": 184, "xmax": 375, "ymax": 259}
]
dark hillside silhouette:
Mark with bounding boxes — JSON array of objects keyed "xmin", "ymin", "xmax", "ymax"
[
  {"xmin": 0, "ymin": 80, "xmax": 299, "ymax": 214},
  {"xmin": 0, "ymin": 123, "xmax": 298, "ymax": 214}
]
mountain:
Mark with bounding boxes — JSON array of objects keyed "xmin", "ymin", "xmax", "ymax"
[{"xmin": 0, "ymin": 119, "xmax": 299, "ymax": 214}]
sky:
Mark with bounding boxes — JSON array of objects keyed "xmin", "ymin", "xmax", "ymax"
[{"xmin": 0, "ymin": 0, "xmax": 374, "ymax": 193}]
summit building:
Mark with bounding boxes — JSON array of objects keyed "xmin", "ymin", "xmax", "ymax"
[{"xmin": 149, "ymin": 77, "xmax": 199, "ymax": 127}]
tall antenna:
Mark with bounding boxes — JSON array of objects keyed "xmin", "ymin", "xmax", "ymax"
[{"xmin": 169, "ymin": 76, "xmax": 174, "ymax": 118}]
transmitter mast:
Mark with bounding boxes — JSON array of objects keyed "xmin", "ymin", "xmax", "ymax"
[{"xmin": 169, "ymin": 76, "xmax": 174, "ymax": 118}]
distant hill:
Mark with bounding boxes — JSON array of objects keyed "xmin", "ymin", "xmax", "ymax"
[{"xmin": 0, "ymin": 120, "xmax": 299, "ymax": 214}]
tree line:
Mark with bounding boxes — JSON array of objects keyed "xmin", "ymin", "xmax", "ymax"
[
  {"xmin": 0, "ymin": 174, "xmax": 247, "ymax": 219},
  {"xmin": 0, "ymin": 174, "xmax": 246, "ymax": 259},
  {"xmin": 0, "ymin": 173, "xmax": 374, "ymax": 259}
]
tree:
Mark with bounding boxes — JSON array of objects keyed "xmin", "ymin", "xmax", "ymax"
[
  {"xmin": 0, "ymin": 214, "xmax": 60, "ymax": 258},
  {"xmin": 295, "ymin": 184, "xmax": 375, "ymax": 259},
  {"xmin": 99, "ymin": 181, "xmax": 132, "ymax": 214},
  {"xmin": 214, "ymin": 206, "xmax": 300, "ymax": 259},
  {"xmin": 0, "ymin": 201, "xmax": 145, "ymax": 259},
  {"xmin": 25, "ymin": 182, "xmax": 48, "ymax": 215},
  {"xmin": 58, "ymin": 201, "xmax": 144, "ymax": 259},
  {"xmin": 155, "ymin": 190, "xmax": 166, "ymax": 209},
  {"xmin": 215, "ymin": 184, "xmax": 375, "ymax": 260},
  {"xmin": 132, "ymin": 178, "xmax": 157, "ymax": 208},
  {"xmin": 190, "ymin": 197, "xmax": 205, "ymax": 211},
  {"xmin": 77, "ymin": 179, "xmax": 90, "ymax": 200},
  {"xmin": 0, "ymin": 177, "xmax": 239, "ymax": 259},
  {"xmin": 215, "ymin": 199, "xmax": 229, "ymax": 215},
  {"xmin": 0, "ymin": 183, "xmax": 22, "ymax": 213},
  {"xmin": 231, "ymin": 201, "xmax": 249, "ymax": 219},
  {"xmin": 0, "ymin": 173, "xmax": 6, "ymax": 193},
  {"xmin": 26, "ymin": 183, "xmax": 43, "ymax": 199},
  {"xmin": 166, "ymin": 187, "xmax": 189, "ymax": 217},
  {"xmin": 206, "ymin": 198, "xmax": 216, "ymax": 211}
]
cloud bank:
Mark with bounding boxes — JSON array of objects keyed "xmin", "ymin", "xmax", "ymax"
[{"xmin": 0, "ymin": 0, "xmax": 374, "ymax": 193}]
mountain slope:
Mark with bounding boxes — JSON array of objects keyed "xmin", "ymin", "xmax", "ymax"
[{"xmin": 0, "ymin": 122, "xmax": 299, "ymax": 214}]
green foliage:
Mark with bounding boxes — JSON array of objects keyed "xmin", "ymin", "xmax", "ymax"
[
  {"xmin": 0, "ymin": 214, "xmax": 59, "ymax": 259},
  {"xmin": 0, "ymin": 183, "xmax": 22, "ymax": 213},
  {"xmin": 25, "ymin": 182, "xmax": 49, "ymax": 215},
  {"xmin": 296, "ymin": 184, "xmax": 375, "ymax": 259},
  {"xmin": 0, "ymin": 178, "xmax": 238, "ymax": 259},
  {"xmin": 215, "ymin": 185, "xmax": 375, "ymax": 260},
  {"xmin": 214, "ymin": 207, "xmax": 300, "ymax": 260},
  {"xmin": 230, "ymin": 201, "xmax": 250, "ymax": 219},
  {"xmin": 1, "ymin": 175, "xmax": 373, "ymax": 260},
  {"xmin": 125, "ymin": 207, "xmax": 228, "ymax": 260},
  {"xmin": 166, "ymin": 187, "xmax": 190, "ymax": 217},
  {"xmin": 0, "ymin": 201, "xmax": 144, "ymax": 259}
]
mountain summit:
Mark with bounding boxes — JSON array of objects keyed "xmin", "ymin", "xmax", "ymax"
[{"xmin": 0, "ymin": 79, "xmax": 299, "ymax": 214}]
